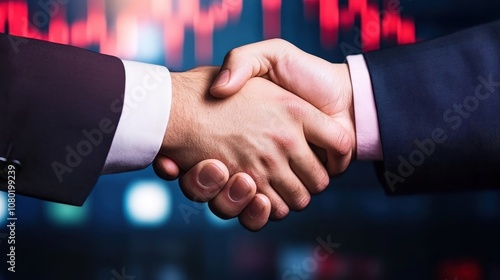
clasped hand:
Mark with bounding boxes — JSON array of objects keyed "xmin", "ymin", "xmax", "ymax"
[{"xmin": 154, "ymin": 39, "xmax": 356, "ymax": 231}]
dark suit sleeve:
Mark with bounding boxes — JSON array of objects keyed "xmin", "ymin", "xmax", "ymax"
[
  {"xmin": 0, "ymin": 34, "xmax": 125, "ymax": 205},
  {"xmin": 363, "ymin": 21, "xmax": 500, "ymax": 194}
]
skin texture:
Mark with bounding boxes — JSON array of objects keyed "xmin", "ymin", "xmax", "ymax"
[
  {"xmin": 155, "ymin": 40, "xmax": 356, "ymax": 231},
  {"xmin": 160, "ymin": 66, "xmax": 348, "ymax": 226},
  {"xmin": 210, "ymin": 39, "xmax": 355, "ymax": 169},
  {"xmin": 154, "ymin": 158, "xmax": 271, "ymax": 231}
]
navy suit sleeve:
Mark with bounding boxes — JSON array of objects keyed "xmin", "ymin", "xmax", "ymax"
[
  {"xmin": 363, "ymin": 21, "xmax": 500, "ymax": 194},
  {"xmin": 0, "ymin": 34, "xmax": 125, "ymax": 205}
]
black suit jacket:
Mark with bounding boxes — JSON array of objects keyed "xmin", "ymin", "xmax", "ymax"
[
  {"xmin": 364, "ymin": 21, "xmax": 500, "ymax": 194},
  {"xmin": 0, "ymin": 34, "xmax": 125, "ymax": 205}
]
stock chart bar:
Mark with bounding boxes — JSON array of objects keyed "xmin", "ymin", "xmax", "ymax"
[{"xmin": 1, "ymin": 0, "xmax": 415, "ymax": 65}]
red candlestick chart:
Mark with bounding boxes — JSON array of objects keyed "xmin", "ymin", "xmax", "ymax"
[
  {"xmin": 262, "ymin": 0, "xmax": 416, "ymax": 51},
  {"xmin": 0, "ymin": 0, "xmax": 415, "ymax": 66},
  {"xmin": 0, "ymin": 0, "xmax": 243, "ymax": 66}
]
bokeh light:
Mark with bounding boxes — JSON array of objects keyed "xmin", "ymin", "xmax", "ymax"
[
  {"xmin": 124, "ymin": 180, "xmax": 172, "ymax": 226},
  {"xmin": 45, "ymin": 200, "xmax": 90, "ymax": 227}
]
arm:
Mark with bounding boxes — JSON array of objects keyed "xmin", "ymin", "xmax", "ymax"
[
  {"xmin": 0, "ymin": 33, "xmax": 125, "ymax": 205},
  {"xmin": 163, "ymin": 21, "xmax": 500, "ymax": 207},
  {"xmin": 211, "ymin": 21, "xmax": 500, "ymax": 192},
  {"xmin": 0, "ymin": 34, "xmax": 337, "ymax": 231},
  {"xmin": 0, "ymin": 34, "xmax": 267, "ymax": 230},
  {"xmin": 161, "ymin": 67, "xmax": 337, "ymax": 220},
  {"xmin": 364, "ymin": 20, "xmax": 500, "ymax": 193},
  {"xmin": 0, "ymin": 34, "xmax": 265, "ymax": 230},
  {"xmin": 155, "ymin": 39, "xmax": 357, "ymax": 230}
]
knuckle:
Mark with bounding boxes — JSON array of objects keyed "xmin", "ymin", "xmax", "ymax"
[
  {"xmin": 259, "ymin": 153, "xmax": 280, "ymax": 170},
  {"xmin": 225, "ymin": 48, "xmax": 242, "ymax": 60},
  {"xmin": 336, "ymin": 131, "xmax": 354, "ymax": 156},
  {"xmin": 247, "ymin": 169, "xmax": 266, "ymax": 185},
  {"xmin": 272, "ymin": 133, "xmax": 297, "ymax": 151},
  {"xmin": 310, "ymin": 171, "xmax": 330, "ymax": 194},
  {"xmin": 291, "ymin": 193, "xmax": 311, "ymax": 211},
  {"xmin": 285, "ymin": 100, "xmax": 306, "ymax": 121},
  {"xmin": 270, "ymin": 38, "xmax": 294, "ymax": 54},
  {"xmin": 269, "ymin": 38, "xmax": 287, "ymax": 45},
  {"xmin": 272, "ymin": 204, "xmax": 290, "ymax": 220},
  {"xmin": 293, "ymin": 149, "xmax": 330, "ymax": 194}
]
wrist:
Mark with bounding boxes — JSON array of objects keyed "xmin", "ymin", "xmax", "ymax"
[
  {"xmin": 162, "ymin": 68, "xmax": 219, "ymax": 154},
  {"xmin": 335, "ymin": 63, "xmax": 353, "ymax": 99},
  {"xmin": 163, "ymin": 72, "xmax": 196, "ymax": 153}
]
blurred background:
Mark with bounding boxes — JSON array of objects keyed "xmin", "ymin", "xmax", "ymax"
[{"xmin": 1, "ymin": 0, "xmax": 500, "ymax": 279}]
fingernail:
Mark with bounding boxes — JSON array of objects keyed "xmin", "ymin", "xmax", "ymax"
[
  {"xmin": 249, "ymin": 198, "xmax": 265, "ymax": 218},
  {"xmin": 198, "ymin": 163, "xmax": 225, "ymax": 188},
  {"xmin": 211, "ymin": 70, "xmax": 230, "ymax": 89},
  {"xmin": 229, "ymin": 177, "xmax": 251, "ymax": 202}
]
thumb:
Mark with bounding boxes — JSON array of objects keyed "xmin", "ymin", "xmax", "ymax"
[{"xmin": 210, "ymin": 39, "xmax": 293, "ymax": 98}]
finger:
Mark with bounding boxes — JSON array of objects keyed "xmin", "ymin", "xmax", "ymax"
[
  {"xmin": 269, "ymin": 168, "xmax": 312, "ymax": 211},
  {"xmin": 289, "ymin": 140, "xmax": 330, "ymax": 194},
  {"xmin": 210, "ymin": 39, "xmax": 335, "ymax": 112},
  {"xmin": 238, "ymin": 194, "xmax": 272, "ymax": 231},
  {"xmin": 153, "ymin": 155, "xmax": 181, "ymax": 180},
  {"xmin": 253, "ymin": 175, "xmax": 290, "ymax": 220},
  {"xmin": 302, "ymin": 112, "xmax": 354, "ymax": 175},
  {"xmin": 178, "ymin": 159, "xmax": 230, "ymax": 202},
  {"xmin": 210, "ymin": 39, "xmax": 292, "ymax": 98},
  {"xmin": 326, "ymin": 121, "xmax": 355, "ymax": 175},
  {"xmin": 208, "ymin": 173, "xmax": 256, "ymax": 219}
]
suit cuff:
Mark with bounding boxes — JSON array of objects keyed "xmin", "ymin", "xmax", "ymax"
[
  {"xmin": 102, "ymin": 60, "xmax": 172, "ymax": 173},
  {"xmin": 346, "ymin": 54, "xmax": 383, "ymax": 161}
]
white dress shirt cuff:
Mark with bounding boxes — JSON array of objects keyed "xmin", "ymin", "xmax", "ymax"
[
  {"xmin": 346, "ymin": 54, "xmax": 383, "ymax": 161},
  {"xmin": 102, "ymin": 60, "xmax": 172, "ymax": 173}
]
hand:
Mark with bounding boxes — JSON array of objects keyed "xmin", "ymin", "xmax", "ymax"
[
  {"xmin": 154, "ymin": 158, "xmax": 272, "ymax": 231},
  {"xmin": 157, "ymin": 67, "xmax": 342, "ymax": 226},
  {"xmin": 154, "ymin": 41, "xmax": 357, "ymax": 230},
  {"xmin": 210, "ymin": 39, "xmax": 356, "ymax": 174},
  {"xmin": 156, "ymin": 39, "xmax": 355, "ymax": 179}
]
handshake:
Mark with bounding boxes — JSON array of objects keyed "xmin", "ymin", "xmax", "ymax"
[
  {"xmin": 153, "ymin": 39, "xmax": 357, "ymax": 231},
  {"xmin": 2, "ymin": 22, "xmax": 496, "ymax": 230}
]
